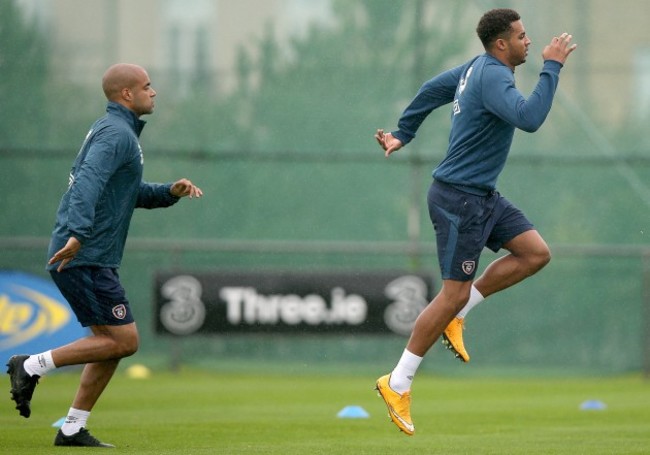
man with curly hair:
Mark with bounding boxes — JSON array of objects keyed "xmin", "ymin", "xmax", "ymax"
[{"xmin": 374, "ymin": 9, "xmax": 577, "ymax": 435}]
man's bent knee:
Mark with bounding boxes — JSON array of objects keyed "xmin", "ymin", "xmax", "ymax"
[
  {"xmin": 440, "ymin": 280, "xmax": 473, "ymax": 313},
  {"xmin": 506, "ymin": 230, "xmax": 551, "ymax": 274},
  {"xmin": 92, "ymin": 323, "xmax": 139, "ymax": 358},
  {"xmin": 116, "ymin": 335, "xmax": 139, "ymax": 358},
  {"xmin": 530, "ymin": 246, "xmax": 551, "ymax": 272}
]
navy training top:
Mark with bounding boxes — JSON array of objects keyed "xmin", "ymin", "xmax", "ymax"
[
  {"xmin": 392, "ymin": 53, "xmax": 563, "ymax": 192},
  {"xmin": 47, "ymin": 102, "xmax": 179, "ymax": 270}
]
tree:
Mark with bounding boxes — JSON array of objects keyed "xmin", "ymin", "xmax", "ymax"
[
  {"xmin": 0, "ymin": 0, "xmax": 48, "ymax": 149},
  {"xmin": 230, "ymin": 0, "xmax": 475, "ymax": 156}
]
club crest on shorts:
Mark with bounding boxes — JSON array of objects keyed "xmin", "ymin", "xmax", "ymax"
[
  {"xmin": 461, "ymin": 260, "xmax": 475, "ymax": 275},
  {"xmin": 112, "ymin": 304, "xmax": 127, "ymax": 320}
]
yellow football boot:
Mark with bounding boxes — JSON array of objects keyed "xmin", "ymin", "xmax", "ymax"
[
  {"xmin": 375, "ymin": 374, "xmax": 414, "ymax": 436},
  {"xmin": 442, "ymin": 317, "xmax": 470, "ymax": 362}
]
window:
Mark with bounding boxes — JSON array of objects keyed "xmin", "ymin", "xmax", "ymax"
[{"xmin": 162, "ymin": 0, "xmax": 215, "ymax": 98}]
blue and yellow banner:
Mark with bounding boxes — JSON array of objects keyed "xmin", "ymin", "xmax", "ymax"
[{"xmin": 0, "ymin": 271, "xmax": 88, "ymax": 359}]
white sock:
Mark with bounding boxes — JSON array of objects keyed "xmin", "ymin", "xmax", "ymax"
[
  {"xmin": 61, "ymin": 408, "xmax": 90, "ymax": 436},
  {"xmin": 23, "ymin": 351, "xmax": 56, "ymax": 377},
  {"xmin": 389, "ymin": 349, "xmax": 422, "ymax": 394},
  {"xmin": 456, "ymin": 285, "xmax": 485, "ymax": 319}
]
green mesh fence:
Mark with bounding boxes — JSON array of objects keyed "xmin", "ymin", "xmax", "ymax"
[
  {"xmin": 1, "ymin": 151, "xmax": 649, "ymax": 376},
  {"xmin": 2, "ymin": 0, "xmax": 650, "ymax": 376}
]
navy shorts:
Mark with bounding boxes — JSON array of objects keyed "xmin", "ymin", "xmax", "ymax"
[
  {"xmin": 427, "ymin": 180, "xmax": 534, "ymax": 281},
  {"xmin": 50, "ymin": 266, "xmax": 134, "ymax": 327}
]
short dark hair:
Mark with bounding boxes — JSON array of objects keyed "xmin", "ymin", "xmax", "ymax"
[{"xmin": 476, "ymin": 8, "xmax": 521, "ymax": 49}]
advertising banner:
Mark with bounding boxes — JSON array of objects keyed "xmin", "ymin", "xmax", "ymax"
[
  {"xmin": 0, "ymin": 270, "xmax": 88, "ymax": 359},
  {"xmin": 154, "ymin": 270, "xmax": 435, "ymax": 336}
]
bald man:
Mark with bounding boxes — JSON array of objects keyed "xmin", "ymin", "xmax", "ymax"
[{"xmin": 6, "ymin": 63, "xmax": 203, "ymax": 448}]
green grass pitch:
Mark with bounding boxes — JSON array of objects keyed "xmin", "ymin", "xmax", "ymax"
[{"xmin": 1, "ymin": 368, "xmax": 649, "ymax": 454}]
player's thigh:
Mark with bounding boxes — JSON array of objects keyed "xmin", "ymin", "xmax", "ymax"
[
  {"xmin": 89, "ymin": 322, "xmax": 139, "ymax": 353},
  {"xmin": 51, "ymin": 266, "xmax": 135, "ymax": 327},
  {"xmin": 485, "ymin": 195, "xmax": 536, "ymax": 253},
  {"xmin": 427, "ymin": 182, "xmax": 489, "ymax": 280},
  {"xmin": 502, "ymin": 229, "xmax": 550, "ymax": 258}
]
